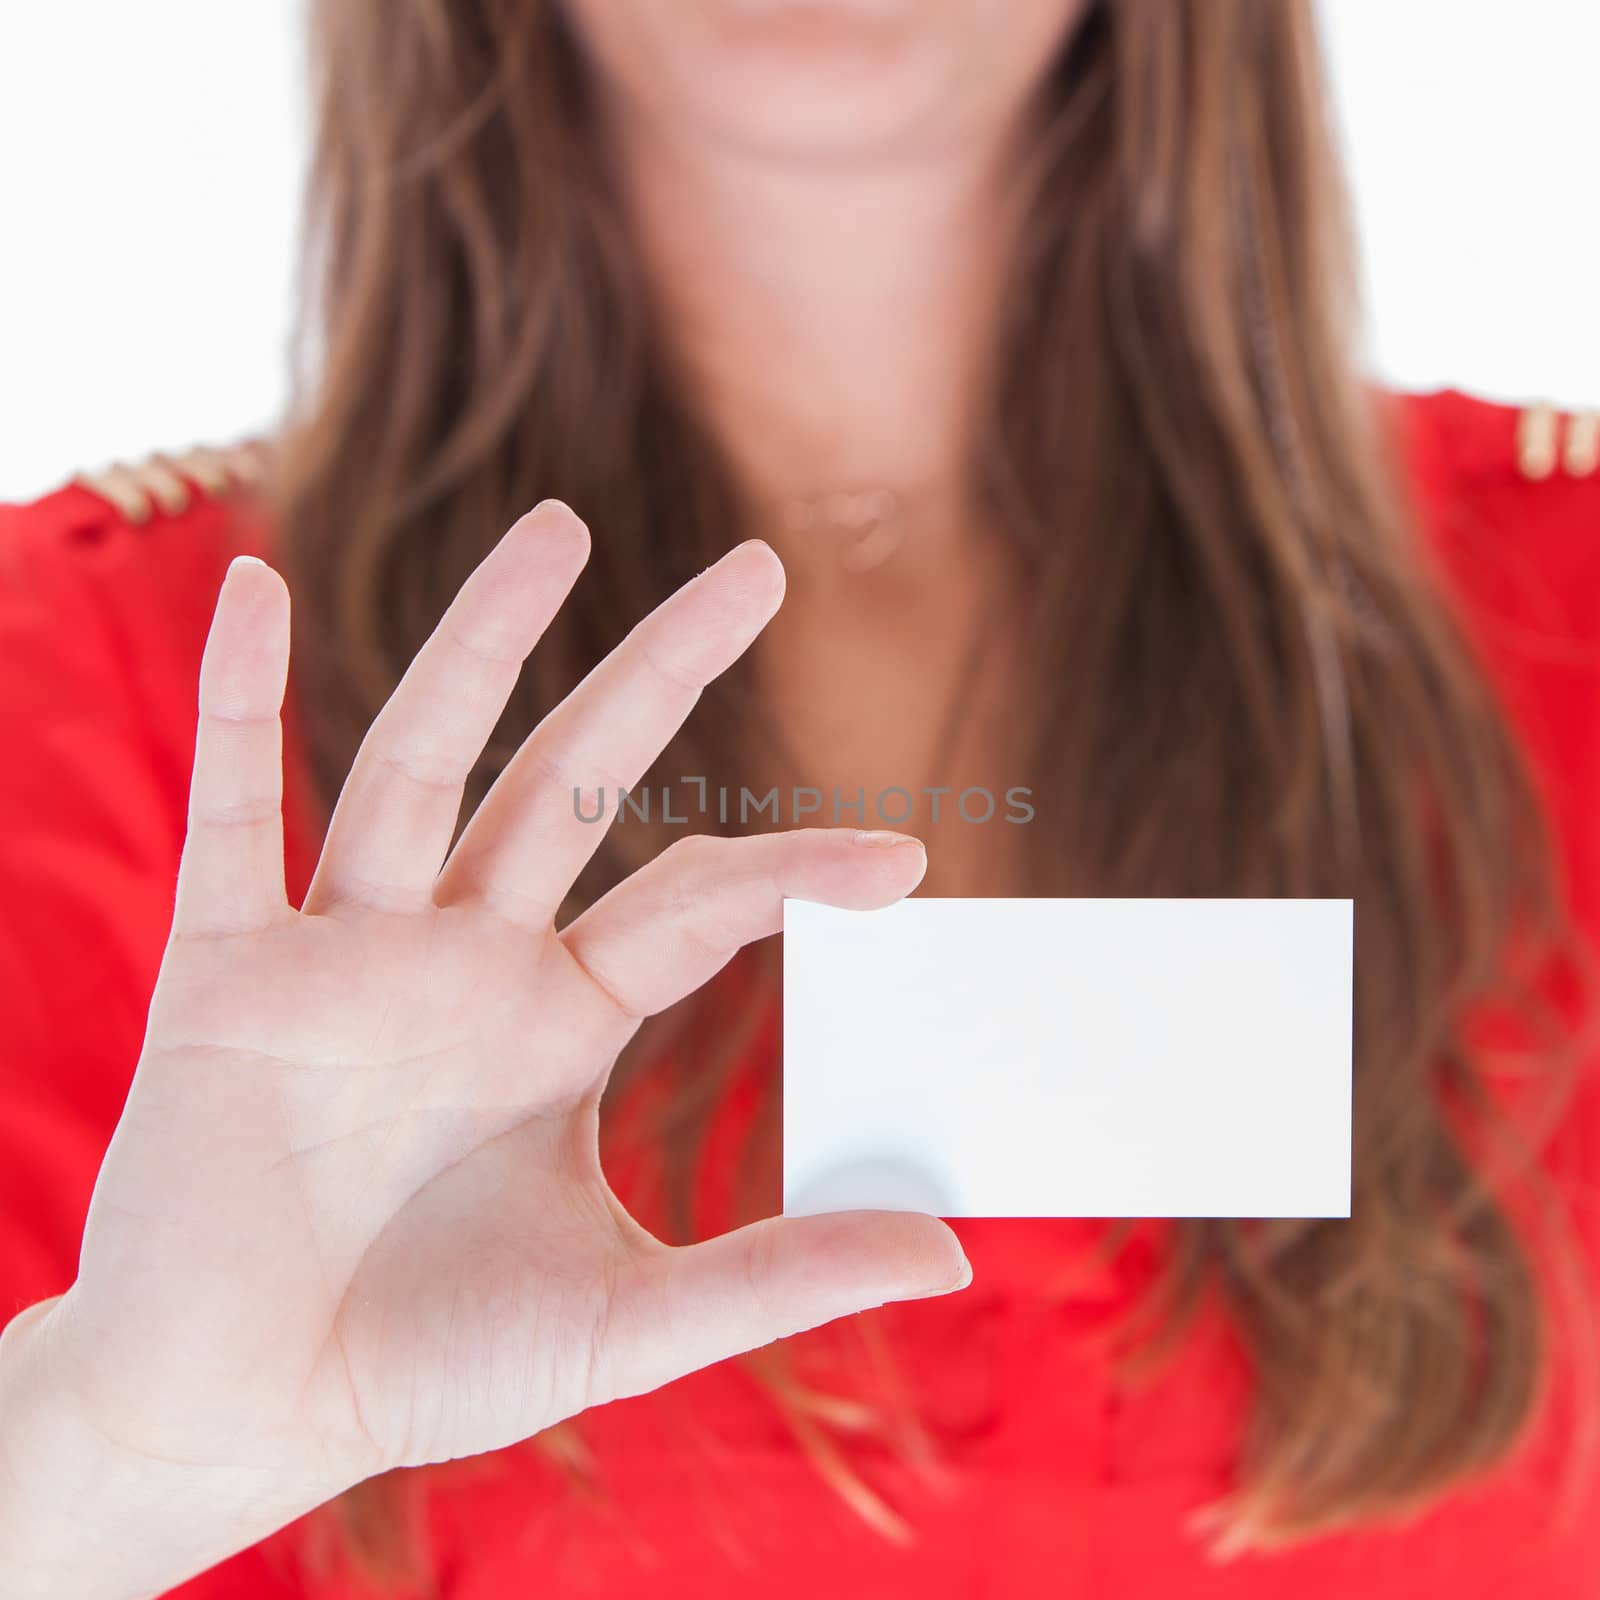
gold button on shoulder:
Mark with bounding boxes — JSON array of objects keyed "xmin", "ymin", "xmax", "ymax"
[
  {"xmin": 70, "ymin": 462, "xmax": 157, "ymax": 524},
  {"xmin": 1516, "ymin": 402, "xmax": 1561, "ymax": 481},
  {"xmin": 71, "ymin": 439, "xmax": 269, "ymax": 523},
  {"xmin": 1563, "ymin": 409, "xmax": 1599, "ymax": 478},
  {"xmin": 164, "ymin": 444, "xmax": 235, "ymax": 497},
  {"xmin": 139, "ymin": 456, "xmax": 195, "ymax": 516}
]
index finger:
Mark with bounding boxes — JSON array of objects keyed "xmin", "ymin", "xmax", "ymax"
[{"xmin": 301, "ymin": 502, "xmax": 591, "ymax": 916}]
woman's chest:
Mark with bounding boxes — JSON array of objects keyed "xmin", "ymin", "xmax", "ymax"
[{"xmin": 335, "ymin": 1267, "xmax": 1600, "ymax": 1600}]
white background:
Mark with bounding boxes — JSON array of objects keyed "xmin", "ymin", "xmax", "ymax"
[{"xmin": 1, "ymin": 1, "xmax": 1597, "ymax": 502}]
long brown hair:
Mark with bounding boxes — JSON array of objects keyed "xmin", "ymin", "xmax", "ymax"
[{"xmin": 274, "ymin": 0, "xmax": 1590, "ymax": 1583}]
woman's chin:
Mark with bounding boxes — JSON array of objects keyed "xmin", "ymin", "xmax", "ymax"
[{"xmin": 564, "ymin": 0, "xmax": 1083, "ymax": 165}]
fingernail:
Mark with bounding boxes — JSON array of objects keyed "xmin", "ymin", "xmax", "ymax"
[
  {"xmin": 224, "ymin": 554, "xmax": 267, "ymax": 587},
  {"xmin": 707, "ymin": 539, "xmax": 771, "ymax": 569},
  {"xmin": 950, "ymin": 1255, "xmax": 973, "ymax": 1291},
  {"xmin": 853, "ymin": 830, "xmax": 922, "ymax": 849}
]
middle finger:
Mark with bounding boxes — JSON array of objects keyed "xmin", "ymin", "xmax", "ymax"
[{"xmin": 434, "ymin": 539, "xmax": 785, "ymax": 925}]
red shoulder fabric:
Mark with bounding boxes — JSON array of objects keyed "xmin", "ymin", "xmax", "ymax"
[
  {"xmin": 0, "ymin": 484, "xmax": 229, "ymax": 1319},
  {"xmin": 1393, "ymin": 390, "xmax": 1600, "ymax": 1291},
  {"xmin": 0, "ymin": 481, "xmax": 333, "ymax": 1597},
  {"xmin": 1, "ymin": 394, "xmax": 1598, "ymax": 1598}
]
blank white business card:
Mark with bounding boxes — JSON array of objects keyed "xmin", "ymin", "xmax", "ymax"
[{"xmin": 782, "ymin": 898, "xmax": 1352, "ymax": 1219}]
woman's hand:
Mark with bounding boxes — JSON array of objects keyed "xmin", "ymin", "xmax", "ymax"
[{"xmin": 0, "ymin": 503, "xmax": 966, "ymax": 1600}]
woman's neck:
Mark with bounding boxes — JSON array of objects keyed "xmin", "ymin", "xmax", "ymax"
[
  {"xmin": 604, "ymin": 106, "xmax": 1027, "ymax": 586},
  {"xmin": 598, "ymin": 100, "xmax": 1037, "ymax": 897}
]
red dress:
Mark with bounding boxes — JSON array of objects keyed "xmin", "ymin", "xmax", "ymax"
[{"xmin": 2, "ymin": 392, "xmax": 1599, "ymax": 1598}]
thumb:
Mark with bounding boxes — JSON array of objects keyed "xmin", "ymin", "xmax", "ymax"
[{"xmin": 602, "ymin": 1211, "xmax": 971, "ymax": 1402}]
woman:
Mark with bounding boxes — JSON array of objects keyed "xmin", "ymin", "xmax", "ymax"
[{"xmin": 2, "ymin": 0, "xmax": 1598, "ymax": 1594}]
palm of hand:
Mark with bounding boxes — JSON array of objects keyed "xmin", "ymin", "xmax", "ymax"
[
  {"xmin": 73, "ymin": 902, "xmax": 634, "ymax": 1488},
  {"xmin": 47, "ymin": 505, "xmax": 965, "ymax": 1524}
]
